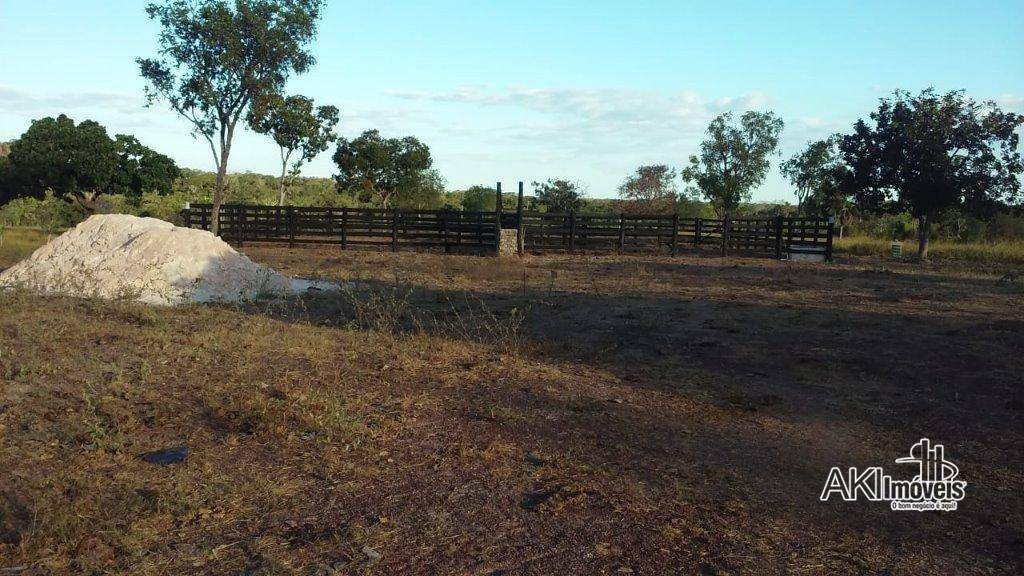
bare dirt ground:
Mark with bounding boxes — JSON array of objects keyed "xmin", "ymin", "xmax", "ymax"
[{"xmin": 1, "ymin": 245, "xmax": 1022, "ymax": 575}]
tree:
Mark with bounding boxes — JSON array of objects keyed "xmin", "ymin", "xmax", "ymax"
[
  {"xmin": 460, "ymin": 185, "xmax": 498, "ymax": 212},
  {"xmin": 618, "ymin": 164, "xmax": 678, "ymax": 214},
  {"xmin": 393, "ymin": 168, "xmax": 446, "ymax": 209},
  {"xmin": 138, "ymin": 0, "xmax": 326, "ymax": 234},
  {"xmin": 333, "ymin": 130, "xmax": 433, "ymax": 208},
  {"xmin": 781, "ymin": 135, "xmax": 843, "ymax": 214},
  {"xmin": 110, "ymin": 135, "xmax": 180, "ymax": 199},
  {"xmin": 248, "ymin": 94, "xmax": 339, "ymax": 205},
  {"xmin": 682, "ymin": 111, "xmax": 785, "ymax": 216},
  {"xmin": 839, "ymin": 89, "xmax": 1023, "ymax": 258},
  {"xmin": 779, "ymin": 136, "xmax": 857, "ymax": 236},
  {"xmin": 5, "ymin": 114, "xmax": 118, "ymax": 206},
  {"xmin": 532, "ymin": 179, "xmax": 585, "ymax": 213}
]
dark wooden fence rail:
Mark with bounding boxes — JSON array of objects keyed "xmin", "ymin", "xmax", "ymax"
[
  {"xmin": 517, "ymin": 212, "xmax": 833, "ymax": 259},
  {"xmin": 183, "ymin": 204, "xmax": 499, "ymax": 252},
  {"xmin": 182, "ymin": 203, "xmax": 833, "ymax": 260}
]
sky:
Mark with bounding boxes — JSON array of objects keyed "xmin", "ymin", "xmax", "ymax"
[{"xmin": 1, "ymin": 0, "xmax": 1022, "ymax": 203}]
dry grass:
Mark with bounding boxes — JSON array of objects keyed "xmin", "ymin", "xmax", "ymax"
[
  {"xmin": 0, "ymin": 227, "xmax": 55, "ymax": 269},
  {"xmin": 1, "ymin": 240, "xmax": 1023, "ymax": 574},
  {"xmin": 836, "ymin": 235, "xmax": 1024, "ymax": 266}
]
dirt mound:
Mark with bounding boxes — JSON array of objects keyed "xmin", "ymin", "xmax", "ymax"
[{"xmin": 0, "ymin": 214, "xmax": 313, "ymax": 305}]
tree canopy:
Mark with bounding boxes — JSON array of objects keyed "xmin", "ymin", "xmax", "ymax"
[
  {"xmin": 138, "ymin": 0, "xmax": 326, "ymax": 232},
  {"xmin": 110, "ymin": 135, "xmax": 181, "ymax": 199},
  {"xmin": 682, "ymin": 111, "xmax": 784, "ymax": 216},
  {"xmin": 393, "ymin": 168, "xmax": 446, "ymax": 210},
  {"xmin": 459, "ymin": 185, "xmax": 499, "ymax": 212},
  {"xmin": 4, "ymin": 115, "xmax": 117, "ymax": 203},
  {"xmin": 1, "ymin": 115, "xmax": 179, "ymax": 208},
  {"xmin": 618, "ymin": 164, "xmax": 678, "ymax": 214},
  {"xmin": 838, "ymin": 89, "xmax": 1023, "ymax": 258},
  {"xmin": 248, "ymin": 93, "xmax": 339, "ymax": 205},
  {"xmin": 333, "ymin": 129, "xmax": 433, "ymax": 209},
  {"xmin": 780, "ymin": 135, "xmax": 847, "ymax": 215},
  {"xmin": 533, "ymin": 179, "xmax": 585, "ymax": 213}
]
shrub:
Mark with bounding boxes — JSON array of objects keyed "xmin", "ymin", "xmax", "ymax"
[{"xmin": 0, "ymin": 191, "xmax": 86, "ymax": 232}]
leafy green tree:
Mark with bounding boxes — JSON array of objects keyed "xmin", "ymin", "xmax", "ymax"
[
  {"xmin": 780, "ymin": 135, "xmax": 856, "ymax": 236},
  {"xmin": 138, "ymin": 0, "xmax": 326, "ymax": 234},
  {"xmin": 781, "ymin": 135, "xmax": 842, "ymax": 214},
  {"xmin": 248, "ymin": 94, "xmax": 339, "ymax": 205},
  {"xmin": 839, "ymin": 89, "xmax": 1023, "ymax": 258},
  {"xmin": 110, "ymin": 135, "xmax": 180, "ymax": 199},
  {"xmin": 682, "ymin": 111, "xmax": 784, "ymax": 216},
  {"xmin": 5, "ymin": 114, "xmax": 117, "ymax": 207},
  {"xmin": 393, "ymin": 168, "xmax": 446, "ymax": 209},
  {"xmin": 532, "ymin": 179, "xmax": 585, "ymax": 213},
  {"xmin": 618, "ymin": 164, "xmax": 678, "ymax": 214},
  {"xmin": 333, "ymin": 130, "xmax": 433, "ymax": 209},
  {"xmin": 459, "ymin": 185, "xmax": 498, "ymax": 212}
]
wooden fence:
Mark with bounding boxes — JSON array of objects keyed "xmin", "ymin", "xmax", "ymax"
[
  {"xmin": 183, "ymin": 204, "xmax": 499, "ymax": 251},
  {"xmin": 182, "ymin": 203, "xmax": 834, "ymax": 260},
  {"xmin": 516, "ymin": 212, "xmax": 832, "ymax": 258}
]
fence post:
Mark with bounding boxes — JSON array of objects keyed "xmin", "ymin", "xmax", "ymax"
[
  {"xmin": 441, "ymin": 209, "xmax": 450, "ymax": 253},
  {"xmin": 340, "ymin": 207, "xmax": 348, "ymax": 249},
  {"xmin": 618, "ymin": 214, "xmax": 626, "ymax": 253},
  {"xmin": 695, "ymin": 218, "xmax": 702, "ymax": 247},
  {"xmin": 183, "ymin": 203, "xmax": 192, "ymax": 228},
  {"xmin": 516, "ymin": 181, "xmax": 525, "ymax": 255},
  {"xmin": 825, "ymin": 217, "xmax": 835, "ymax": 262},
  {"xmin": 236, "ymin": 206, "xmax": 244, "ymax": 247},
  {"xmin": 671, "ymin": 213, "xmax": 679, "ymax": 256},
  {"xmin": 722, "ymin": 215, "xmax": 731, "ymax": 257},
  {"xmin": 774, "ymin": 215, "xmax": 784, "ymax": 259},
  {"xmin": 568, "ymin": 212, "xmax": 576, "ymax": 253},
  {"xmin": 494, "ymin": 182, "xmax": 503, "ymax": 254},
  {"xmin": 391, "ymin": 209, "xmax": 399, "ymax": 252},
  {"xmin": 201, "ymin": 206, "xmax": 209, "ymax": 233},
  {"xmin": 288, "ymin": 206, "xmax": 296, "ymax": 248}
]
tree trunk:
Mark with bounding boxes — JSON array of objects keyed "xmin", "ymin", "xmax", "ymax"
[
  {"xmin": 278, "ymin": 164, "xmax": 287, "ymax": 207},
  {"xmin": 917, "ymin": 214, "xmax": 930, "ymax": 260},
  {"xmin": 210, "ymin": 129, "xmax": 236, "ymax": 236},
  {"xmin": 211, "ymin": 163, "xmax": 227, "ymax": 236},
  {"xmin": 278, "ymin": 148, "xmax": 290, "ymax": 207}
]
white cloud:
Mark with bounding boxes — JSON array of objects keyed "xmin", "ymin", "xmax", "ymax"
[
  {"xmin": 379, "ymin": 86, "xmax": 812, "ymax": 198},
  {"xmin": 388, "ymin": 85, "xmax": 770, "ymax": 122},
  {"xmin": 386, "ymin": 85, "xmax": 776, "ymax": 156},
  {"xmin": 0, "ymin": 86, "xmax": 151, "ymax": 118},
  {"xmin": 0, "ymin": 85, "xmax": 178, "ymax": 137},
  {"xmin": 995, "ymin": 95, "xmax": 1024, "ymax": 112}
]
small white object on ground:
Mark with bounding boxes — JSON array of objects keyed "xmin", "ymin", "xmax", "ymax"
[{"xmin": 0, "ymin": 214, "xmax": 338, "ymax": 305}]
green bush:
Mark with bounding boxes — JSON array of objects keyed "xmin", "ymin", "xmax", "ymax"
[{"xmin": 0, "ymin": 192, "xmax": 86, "ymax": 232}]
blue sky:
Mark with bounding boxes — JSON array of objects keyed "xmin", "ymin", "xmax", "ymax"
[{"xmin": 1, "ymin": 0, "xmax": 1022, "ymax": 202}]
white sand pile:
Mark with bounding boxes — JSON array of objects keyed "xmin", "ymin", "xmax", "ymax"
[{"xmin": 0, "ymin": 214, "xmax": 334, "ymax": 305}]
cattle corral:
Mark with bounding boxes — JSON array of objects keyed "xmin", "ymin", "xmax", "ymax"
[
  {"xmin": 182, "ymin": 202, "xmax": 835, "ymax": 260},
  {"xmin": 1, "ymin": 235, "xmax": 1021, "ymax": 575}
]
